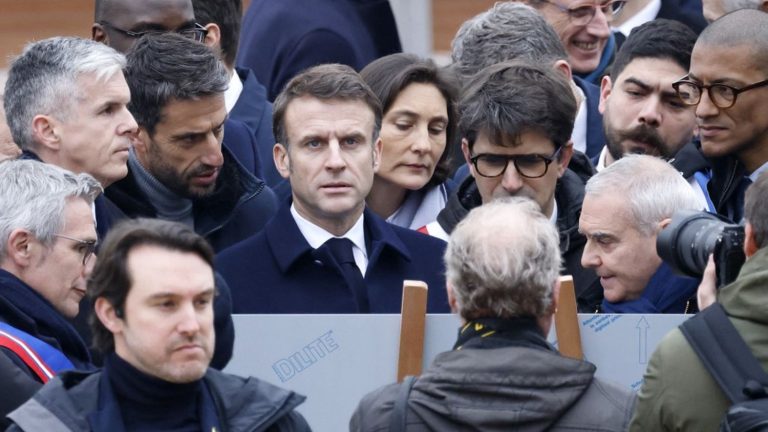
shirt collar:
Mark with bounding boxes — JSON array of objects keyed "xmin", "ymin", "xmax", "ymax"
[
  {"xmin": 290, "ymin": 204, "xmax": 367, "ymax": 258},
  {"xmin": 224, "ymin": 70, "xmax": 244, "ymax": 113}
]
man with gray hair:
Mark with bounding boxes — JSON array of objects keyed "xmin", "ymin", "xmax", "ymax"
[
  {"xmin": 452, "ymin": 1, "xmax": 604, "ymax": 161},
  {"xmin": 3, "ymin": 36, "xmax": 137, "ymax": 240},
  {"xmin": 580, "ymin": 154, "xmax": 703, "ymax": 312},
  {"xmin": 351, "ymin": 197, "xmax": 635, "ymax": 430},
  {"xmin": 0, "ymin": 160, "xmax": 101, "ymax": 426}
]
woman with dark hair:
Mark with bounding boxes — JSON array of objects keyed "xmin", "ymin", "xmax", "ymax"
[{"xmin": 360, "ymin": 53, "xmax": 458, "ymax": 230}]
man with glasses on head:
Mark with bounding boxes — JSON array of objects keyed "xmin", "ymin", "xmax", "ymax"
[
  {"xmin": 92, "ymin": 0, "xmax": 270, "ymax": 182},
  {"xmin": 421, "ymin": 61, "xmax": 604, "ymax": 312},
  {"xmin": 671, "ymin": 10, "xmax": 768, "ymax": 222},
  {"xmin": 0, "ymin": 160, "xmax": 101, "ymax": 427}
]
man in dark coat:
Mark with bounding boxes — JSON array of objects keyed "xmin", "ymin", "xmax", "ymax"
[
  {"xmin": 216, "ymin": 64, "xmax": 449, "ymax": 314},
  {"xmin": 351, "ymin": 198, "xmax": 636, "ymax": 431},
  {"xmin": 105, "ymin": 34, "xmax": 277, "ymax": 253},
  {"xmin": 7, "ymin": 219, "xmax": 309, "ymax": 431},
  {"xmin": 0, "ymin": 160, "xmax": 101, "ymax": 427}
]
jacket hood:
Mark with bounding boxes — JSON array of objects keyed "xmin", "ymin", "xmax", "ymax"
[
  {"xmin": 406, "ymin": 346, "xmax": 596, "ymax": 431},
  {"xmin": 719, "ymin": 247, "xmax": 768, "ymax": 325}
]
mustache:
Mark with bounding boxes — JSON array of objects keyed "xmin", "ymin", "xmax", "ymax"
[{"xmin": 615, "ymin": 125, "xmax": 666, "ymax": 153}]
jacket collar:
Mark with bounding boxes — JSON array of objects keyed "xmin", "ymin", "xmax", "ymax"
[{"xmin": 265, "ymin": 203, "xmax": 411, "ymax": 274}]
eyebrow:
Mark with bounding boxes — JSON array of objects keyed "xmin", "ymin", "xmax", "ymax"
[
  {"xmin": 170, "ymin": 118, "xmax": 227, "ymax": 143},
  {"xmin": 146, "ymin": 287, "xmax": 216, "ymax": 301},
  {"xmin": 687, "ymin": 73, "xmax": 743, "ymax": 86},
  {"xmin": 389, "ymin": 109, "xmax": 448, "ymax": 123}
]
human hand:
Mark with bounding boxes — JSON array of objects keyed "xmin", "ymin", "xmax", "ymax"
[{"xmin": 697, "ymin": 254, "xmax": 717, "ymax": 310}]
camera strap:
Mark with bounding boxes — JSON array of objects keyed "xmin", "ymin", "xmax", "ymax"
[{"xmin": 679, "ymin": 303, "xmax": 768, "ymax": 403}]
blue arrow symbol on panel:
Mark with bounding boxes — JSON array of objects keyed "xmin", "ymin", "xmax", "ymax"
[{"xmin": 636, "ymin": 316, "xmax": 649, "ymax": 364}]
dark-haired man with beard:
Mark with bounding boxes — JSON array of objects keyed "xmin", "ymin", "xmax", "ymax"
[{"xmin": 596, "ymin": 19, "xmax": 697, "ymax": 170}]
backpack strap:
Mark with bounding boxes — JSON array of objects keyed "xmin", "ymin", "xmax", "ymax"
[
  {"xmin": 0, "ymin": 322, "xmax": 75, "ymax": 383},
  {"xmin": 680, "ymin": 303, "xmax": 768, "ymax": 402},
  {"xmin": 388, "ymin": 375, "xmax": 417, "ymax": 432}
]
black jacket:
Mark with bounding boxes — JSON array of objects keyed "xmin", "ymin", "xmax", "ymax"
[
  {"xmin": 105, "ymin": 147, "xmax": 278, "ymax": 253},
  {"xmin": 436, "ymin": 168, "xmax": 602, "ymax": 312},
  {"xmin": 7, "ymin": 368, "xmax": 311, "ymax": 432},
  {"xmin": 672, "ymin": 140, "xmax": 746, "ymax": 220}
]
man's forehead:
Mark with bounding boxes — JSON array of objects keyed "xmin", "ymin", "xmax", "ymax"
[
  {"xmin": 103, "ymin": 0, "xmax": 194, "ymax": 26},
  {"xmin": 474, "ymin": 129, "xmax": 556, "ymax": 153},
  {"xmin": 285, "ymin": 97, "xmax": 375, "ymax": 135},
  {"xmin": 618, "ymin": 57, "xmax": 687, "ymax": 83}
]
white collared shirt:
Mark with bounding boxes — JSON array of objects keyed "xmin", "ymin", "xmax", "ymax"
[
  {"xmin": 749, "ymin": 160, "xmax": 768, "ymax": 183},
  {"xmin": 572, "ymin": 84, "xmax": 588, "ymax": 155},
  {"xmin": 596, "ymin": 146, "xmax": 609, "ymax": 172},
  {"xmin": 290, "ymin": 205, "xmax": 368, "ymax": 275},
  {"xmin": 224, "ymin": 70, "xmax": 244, "ymax": 113},
  {"xmin": 615, "ymin": 0, "xmax": 662, "ymax": 37}
]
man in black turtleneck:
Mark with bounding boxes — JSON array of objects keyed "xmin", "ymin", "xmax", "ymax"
[{"xmin": 7, "ymin": 219, "xmax": 310, "ymax": 431}]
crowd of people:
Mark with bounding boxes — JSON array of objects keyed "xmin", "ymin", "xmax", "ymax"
[{"xmin": 1, "ymin": 0, "xmax": 768, "ymax": 430}]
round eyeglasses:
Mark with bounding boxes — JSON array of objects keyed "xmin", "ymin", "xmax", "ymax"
[
  {"xmin": 470, "ymin": 147, "xmax": 563, "ymax": 179},
  {"xmin": 539, "ymin": 0, "xmax": 627, "ymax": 25},
  {"xmin": 54, "ymin": 234, "xmax": 97, "ymax": 266},
  {"xmin": 99, "ymin": 21, "xmax": 208, "ymax": 43},
  {"xmin": 672, "ymin": 78, "xmax": 768, "ymax": 109}
]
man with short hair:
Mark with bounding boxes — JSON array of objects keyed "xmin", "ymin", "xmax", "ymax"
[
  {"xmin": 702, "ymin": 0, "xmax": 767, "ymax": 22},
  {"xmin": 0, "ymin": 160, "xmax": 101, "ymax": 426},
  {"xmin": 672, "ymin": 10, "xmax": 768, "ymax": 222},
  {"xmin": 580, "ymin": 155, "xmax": 702, "ymax": 313},
  {"xmin": 630, "ymin": 172, "xmax": 768, "ymax": 430},
  {"xmin": 4, "ymin": 36, "xmax": 137, "ymax": 239},
  {"xmin": 92, "ymin": 0, "xmax": 269, "ymax": 180},
  {"xmin": 216, "ymin": 64, "xmax": 449, "ymax": 313},
  {"xmin": 106, "ymin": 34, "xmax": 277, "ymax": 253},
  {"xmin": 192, "ymin": 0, "xmax": 280, "ymax": 186},
  {"xmin": 596, "ymin": 19, "xmax": 698, "ymax": 170},
  {"xmin": 422, "ymin": 61, "xmax": 603, "ymax": 312},
  {"xmin": 452, "ymin": 2, "xmax": 604, "ymax": 160},
  {"xmin": 351, "ymin": 197, "xmax": 636, "ymax": 430},
  {"xmin": 6, "ymin": 219, "xmax": 309, "ymax": 431},
  {"xmin": 0, "ymin": 97, "xmax": 20, "ymax": 162}
]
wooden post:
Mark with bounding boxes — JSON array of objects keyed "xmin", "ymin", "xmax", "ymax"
[
  {"xmin": 555, "ymin": 275, "xmax": 583, "ymax": 360},
  {"xmin": 396, "ymin": 280, "xmax": 428, "ymax": 382}
]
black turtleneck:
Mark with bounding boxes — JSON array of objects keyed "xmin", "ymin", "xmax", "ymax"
[{"xmin": 105, "ymin": 353, "xmax": 203, "ymax": 432}]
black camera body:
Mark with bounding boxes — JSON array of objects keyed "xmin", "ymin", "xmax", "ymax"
[{"xmin": 657, "ymin": 211, "xmax": 746, "ymax": 288}]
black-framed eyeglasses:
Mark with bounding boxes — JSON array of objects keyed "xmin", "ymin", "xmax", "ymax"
[
  {"xmin": 470, "ymin": 147, "xmax": 563, "ymax": 179},
  {"xmin": 54, "ymin": 234, "xmax": 97, "ymax": 266},
  {"xmin": 539, "ymin": 0, "xmax": 626, "ymax": 25},
  {"xmin": 99, "ymin": 21, "xmax": 208, "ymax": 43},
  {"xmin": 672, "ymin": 77, "xmax": 768, "ymax": 109}
]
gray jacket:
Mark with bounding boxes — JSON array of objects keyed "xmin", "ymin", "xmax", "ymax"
[
  {"xmin": 7, "ymin": 368, "xmax": 310, "ymax": 432},
  {"xmin": 351, "ymin": 344, "xmax": 636, "ymax": 431}
]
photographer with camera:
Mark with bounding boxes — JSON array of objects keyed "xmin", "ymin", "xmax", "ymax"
[
  {"xmin": 631, "ymin": 172, "xmax": 768, "ymax": 431},
  {"xmin": 579, "ymin": 155, "xmax": 703, "ymax": 313}
]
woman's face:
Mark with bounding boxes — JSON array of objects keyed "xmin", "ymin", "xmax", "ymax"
[{"xmin": 377, "ymin": 82, "xmax": 449, "ymax": 191}]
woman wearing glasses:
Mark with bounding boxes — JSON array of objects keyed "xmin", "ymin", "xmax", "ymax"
[{"xmin": 360, "ymin": 54, "xmax": 458, "ymax": 230}]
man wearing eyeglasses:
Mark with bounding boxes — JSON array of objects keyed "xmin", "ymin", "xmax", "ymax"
[
  {"xmin": 519, "ymin": 0, "xmax": 624, "ymax": 83},
  {"xmin": 421, "ymin": 61, "xmax": 604, "ymax": 312},
  {"xmin": 93, "ymin": 0, "xmax": 270, "ymax": 183},
  {"xmin": 0, "ymin": 160, "xmax": 101, "ymax": 427},
  {"xmin": 671, "ymin": 10, "xmax": 768, "ymax": 223}
]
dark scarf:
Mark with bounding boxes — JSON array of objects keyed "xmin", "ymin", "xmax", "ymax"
[
  {"xmin": 103, "ymin": 353, "xmax": 218, "ymax": 432},
  {"xmin": 453, "ymin": 316, "xmax": 554, "ymax": 352},
  {"xmin": 0, "ymin": 269, "xmax": 91, "ymax": 368}
]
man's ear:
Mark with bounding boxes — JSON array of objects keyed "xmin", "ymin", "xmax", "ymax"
[
  {"xmin": 31, "ymin": 115, "xmax": 61, "ymax": 152},
  {"xmin": 557, "ymin": 142, "xmax": 574, "ymax": 177},
  {"xmin": 446, "ymin": 283, "xmax": 459, "ymax": 314},
  {"xmin": 202, "ymin": 23, "xmax": 221, "ymax": 49},
  {"xmin": 745, "ymin": 221, "xmax": 759, "ymax": 257},
  {"xmin": 5, "ymin": 229, "xmax": 35, "ymax": 268},
  {"xmin": 94, "ymin": 297, "xmax": 124, "ymax": 334},
  {"xmin": 92, "ymin": 23, "xmax": 108, "ymax": 44},
  {"xmin": 372, "ymin": 137, "xmax": 382, "ymax": 172},
  {"xmin": 599, "ymin": 75, "xmax": 613, "ymax": 114},
  {"xmin": 553, "ymin": 59, "xmax": 573, "ymax": 82},
  {"xmin": 273, "ymin": 143, "xmax": 291, "ymax": 179},
  {"xmin": 549, "ymin": 278, "xmax": 561, "ymax": 315},
  {"xmin": 461, "ymin": 138, "xmax": 476, "ymax": 177}
]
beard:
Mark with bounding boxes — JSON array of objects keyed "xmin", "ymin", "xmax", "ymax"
[{"xmin": 146, "ymin": 142, "xmax": 218, "ymax": 200}]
